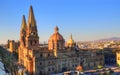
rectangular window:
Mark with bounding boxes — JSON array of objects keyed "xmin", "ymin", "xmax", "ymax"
[
  {"xmin": 48, "ymin": 68, "xmax": 51, "ymax": 71},
  {"xmin": 52, "ymin": 68, "xmax": 54, "ymax": 71},
  {"xmin": 40, "ymin": 62, "xmax": 42, "ymax": 65}
]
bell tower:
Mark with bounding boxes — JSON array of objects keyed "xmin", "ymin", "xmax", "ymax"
[
  {"xmin": 20, "ymin": 15, "xmax": 27, "ymax": 47},
  {"xmin": 26, "ymin": 6, "xmax": 39, "ymax": 49}
]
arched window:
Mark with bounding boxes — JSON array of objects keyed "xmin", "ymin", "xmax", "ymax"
[
  {"xmin": 72, "ymin": 64, "xmax": 74, "ymax": 68},
  {"xmin": 30, "ymin": 41, "xmax": 32, "ymax": 45},
  {"xmin": 48, "ymin": 53, "xmax": 50, "ymax": 57},
  {"xmin": 39, "ymin": 71, "xmax": 43, "ymax": 75},
  {"xmin": 75, "ymin": 64, "xmax": 77, "ymax": 67},
  {"xmin": 52, "ymin": 61, "xmax": 54, "ymax": 64},
  {"xmin": 33, "ymin": 32, "xmax": 35, "ymax": 35},
  {"xmin": 48, "ymin": 68, "xmax": 51, "ymax": 71},
  {"xmin": 40, "ymin": 62, "xmax": 42, "ymax": 65},
  {"xmin": 35, "ymin": 40, "xmax": 37, "ymax": 44},
  {"xmin": 48, "ymin": 61, "xmax": 50, "ymax": 64},
  {"xmin": 52, "ymin": 68, "xmax": 54, "ymax": 71},
  {"xmin": 40, "ymin": 54, "xmax": 43, "ymax": 57},
  {"xmin": 57, "ymin": 43, "xmax": 59, "ymax": 49}
]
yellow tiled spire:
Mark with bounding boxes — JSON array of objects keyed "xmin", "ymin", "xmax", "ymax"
[{"xmin": 67, "ymin": 34, "xmax": 74, "ymax": 46}]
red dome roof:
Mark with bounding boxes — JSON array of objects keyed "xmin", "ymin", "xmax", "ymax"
[
  {"xmin": 49, "ymin": 32, "xmax": 64, "ymax": 42},
  {"xmin": 48, "ymin": 26, "xmax": 65, "ymax": 42}
]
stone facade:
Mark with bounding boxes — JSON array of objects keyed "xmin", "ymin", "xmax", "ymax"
[
  {"xmin": 18, "ymin": 6, "xmax": 104, "ymax": 75},
  {"xmin": 7, "ymin": 40, "xmax": 19, "ymax": 52},
  {"xmin": 103, "ymin": 48, "xmax": 116, "ymax": 66}
]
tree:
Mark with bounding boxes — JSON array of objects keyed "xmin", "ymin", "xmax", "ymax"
[{"xmin": 0, "ymin": 46, "xmax": 19, "ymax": 75}]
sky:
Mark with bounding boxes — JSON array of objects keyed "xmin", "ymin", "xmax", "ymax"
[{"xmin": 0, "ymin": 0, "xmax": 120, "ymax": 44}]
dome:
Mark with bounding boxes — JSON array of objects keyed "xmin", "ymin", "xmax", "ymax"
[
  {"xmin": 49, "ymin": 26, "xmax": 65, "ymax": 42},
  {"xmin": 48, "ymin": 26, "xmax": 65, "ymax": 50},
  {"xmin": 49, "ymin": 32, "xmax": 64, "ymax": 42}
]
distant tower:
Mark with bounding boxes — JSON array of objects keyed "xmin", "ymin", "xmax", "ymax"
[
  {"xmin": 48, "ymin": 26, "xmax": 65, "ymax": 50},
  {"xmin": 26, "ymin": 6, "xmax": 39, "ymax": 49},
  {"xmin": 67, "ymin": 34, "xmax": 74, "ymax": 47},
  {"xmin": 20, "ymin": 15, "xmax": 27, "ymax": 47},
  {"xmin": 7, "ymin": 40, "xmax": 10, "ymax": 48},
  {"xmin": 9, "ymin": 40, "xmax": 15, "ymax": 52}
]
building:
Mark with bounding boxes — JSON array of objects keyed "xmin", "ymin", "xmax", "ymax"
[
  {"xmin": 7, "ymin": 40, "xmax": 20, "ymax": 53},
  {"xmin": 9, "ymin": 40, "xmax": 15, "ymax": 52},
  {"xmin": 7, "ymin": 40, "xmax": 10, "ymax": 48},
  {"xmin": 103, "ymin": 48, "xmax": 116, "ymax": 66},
  {"xmin": 18, "ymin": 6, "xmax": 104, "ymax": 75}
]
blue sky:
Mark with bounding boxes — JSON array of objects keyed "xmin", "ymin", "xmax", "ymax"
[{"xmin": 0, "ymin": 0, "xmax": 120, "ymax": 44}]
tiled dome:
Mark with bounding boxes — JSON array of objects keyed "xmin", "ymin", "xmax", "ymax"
[
  {"xmin": 48, "ymin": 26, "xmax": 65, "ymax": 50},
  {"xmin": 49, "ymin": 26, "xmax": 65, "ymax": 42}
]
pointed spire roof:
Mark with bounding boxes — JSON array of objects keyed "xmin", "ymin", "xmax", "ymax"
[
  {"xmin": 70, "ymin": 33, "xmax": 73, "ymax": 39},
  {"xmin": 21, "ymin": 15, "xmax": 27, "ymax": 31},
  {"xmin": 28, "ymin": 5, "xmax": 36, "ymax": 26},
  {"xmin": 67, "ymin": 33, "xmax": 74, "ymax": 44}
]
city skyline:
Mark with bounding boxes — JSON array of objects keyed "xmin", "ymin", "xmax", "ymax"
[{"xmin": 0, "ymin": 0, "xmax": 120, "ymax": 44}]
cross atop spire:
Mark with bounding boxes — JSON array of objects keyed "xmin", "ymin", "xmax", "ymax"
[
  {"xmin": 21, "ymin": 15, "xmax": 27, "ymax": 31},
  {"xmin": 28, "ymin": 5, "xmax": 36, "ymax": 26},
  {"xmin": 54, "ymin": 26, "xmax": 59, "ymax": 33}
]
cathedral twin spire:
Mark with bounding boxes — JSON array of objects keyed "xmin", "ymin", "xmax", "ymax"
[
  {"xmin": 28, "ymin": 6, "xmax": 36, "ymax": 27},
  {"xmin": 20, "ymin": 15, "xmax": 27, "ymax": 47},
  {"xmin": 20, "ymin": 6, "xmax": 39, "ymax": 48},
  {"xmin": 21, "ymin": 15, "xmax": 27, "ymax": 32},
  {"xmin": 20, "ymin": 5, "xmax": 74, "ymax": 49},
  {"xmin": 21, "ymin": 5, "xmax": 36, "ymax": 33}
]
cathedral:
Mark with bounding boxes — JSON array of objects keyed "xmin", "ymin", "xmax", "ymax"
[{"xmin": 18, "ymin": 6, "xmax": 104, "ymax": 75}]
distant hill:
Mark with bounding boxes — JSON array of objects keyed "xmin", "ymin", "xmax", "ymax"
[
  {"xmin": 77, "ymin": 37, "xmax": 120, "ymax": 43},
  {"xmin": 96, "ymin": 37, "xmax": 120, "ymax": 42}
]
